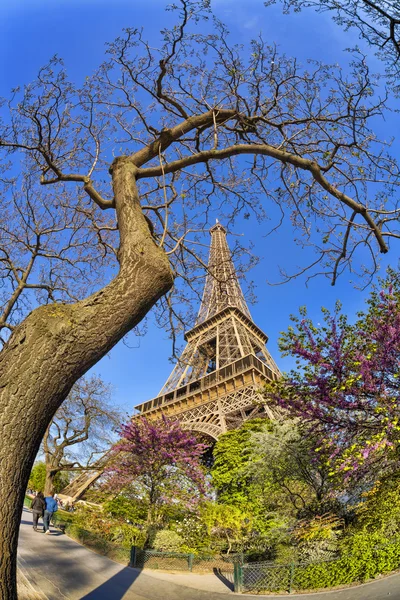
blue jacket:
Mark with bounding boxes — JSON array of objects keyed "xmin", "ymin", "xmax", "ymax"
[{"xmin": 44, "ymin": 497, "xmax": 58, "ymax": 513}]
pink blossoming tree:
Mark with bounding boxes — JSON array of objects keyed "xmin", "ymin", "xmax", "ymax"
[
  {"xmin": 105, "ymin": 416, "xmax": 208, "ymax": 540},
  {"xmin": 265, "ymin": 272, "xmax": 400, "ymax": 482}
]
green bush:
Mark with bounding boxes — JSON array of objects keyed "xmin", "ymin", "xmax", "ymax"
[
  {"xmin": 152, "ymin": 529, "xmax": 184, "ymax": 552},
  {"xmin": 28, "ymin": 462, "xmax": 69, "ymax": 493},
  {"xmin": 173, "ymin": 515, "xmax": 210, "ymax": 552},
  {"xmin": 110, "ymin": 523, "xmax": 147, "ymax": 549},
  {"xmin": 293, "ymin": 531, "xmax": 400, "ymax": 591},
  {"xmin": 103, "ymin": 495, "xmax": 146, "ymax": 524}
]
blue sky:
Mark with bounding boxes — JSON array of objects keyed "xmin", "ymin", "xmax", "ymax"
[{"xmin": 1, "ymin": 0, "xmax": 397, "ymax": 415}]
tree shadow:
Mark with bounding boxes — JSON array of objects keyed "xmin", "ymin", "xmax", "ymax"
[
  {"xmin": 79, "ymin": 567, "xmax": 141, "ymax": 599},
  {"xmin": 212, "ymin": 567, "xmax": 234, "ymax": 591}
]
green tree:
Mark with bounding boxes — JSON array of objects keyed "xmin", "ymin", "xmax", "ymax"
[
  {"xmin": 211, "ymin": 419, "xmax": 269, "ymax": 507},
  {"xmin": 355, "ymin": 473, "xmax": 400, "ymax": 536},
  {"xmin": 245, "ymin": 419, "xmax": 334, "ymax": 514},
  {"xmin": 28, "ymin": 462, "xmax": 69, "ymax": 494},
  {"xmin": 103, "ymin": 495, "xmax": 147, "ymax": 525},
  {"xmin": 212, "ymin": 419, "xmax": 295, "ymax": 555}
]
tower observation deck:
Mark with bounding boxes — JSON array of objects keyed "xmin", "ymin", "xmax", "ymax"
[{"xmin": 133, "ymin": 222, "xmax": 280, "ymax": 439}]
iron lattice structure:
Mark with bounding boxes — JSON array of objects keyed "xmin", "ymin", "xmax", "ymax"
[
  {"xmin": 60, "ymin": 223, "xmax": 280, "ymax": 502},
  {"xmin": 134, "ymin": 222, "xmax": 280, "ymax": 438}
]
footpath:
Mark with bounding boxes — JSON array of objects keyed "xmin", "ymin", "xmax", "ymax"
[{"xmin": 18, "ymin": 507, "xmax": 400, "ymax": 600}]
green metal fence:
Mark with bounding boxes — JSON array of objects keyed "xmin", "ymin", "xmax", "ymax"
[
  {"xmin": 233, "ymin": 538, "xmax": 400, "ymax": 594},
  {"xmin": 233, "ymin": 559, "xmax": 342, "ymax": 594},
  {"xmin": 130, "ymin": 546, "xmax": 244, "ymax": 573},
  {"xmin": 233, "ymin": 561, "xmax": 294, "ymax": 594}
]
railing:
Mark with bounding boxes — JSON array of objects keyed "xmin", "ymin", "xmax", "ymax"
[
  {"xmin": 137, "ymin": 354, "xmax": 278, "ymax": 414},
  {"xmin": 130, "ymin": 546, "xmax": 245, "ymax": 573},
  {"xmin": 234, "ymin": 560, "xmax": 298, "ymax": 594},
  {"xmin": 234, "ymin": 537, "xmax": 400, "ymax": 594}
]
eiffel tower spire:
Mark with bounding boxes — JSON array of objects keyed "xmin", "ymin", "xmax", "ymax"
[
  {"xmin": 196, "ymin": 221, "xmax": 252, "ymax": 324},
  {"xmin": 135, "ymin": 222, "xmax": 280, "ymax": 438}
]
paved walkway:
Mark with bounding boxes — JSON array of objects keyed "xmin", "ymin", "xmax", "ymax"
[{"xmin": 18, "ymin": 508, "xmax": 400, "ymax": 599}]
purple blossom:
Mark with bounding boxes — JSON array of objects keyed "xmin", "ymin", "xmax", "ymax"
[
  {"xmin": 266, "ymin": 281, "xmax": 400, "ymax": 482},
  {"xmin": 104, "ymin": 415, "xmax": 209, "ymax": 524}
]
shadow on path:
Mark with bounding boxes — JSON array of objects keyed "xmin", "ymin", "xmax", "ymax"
[
  {"xmin": 19, "ymin": 507, "xmax": 400, "ymax": 600},
  {"xmin": 212, "ymin": 568, "xmax": 234, "ymax": 592},
  {"xmin": 78, "ymin": 567, "xmax": 141, "ymax": 599},
  {"xmin": 20, "ymin": 519, "xmax": 64, "ymax": 536}
]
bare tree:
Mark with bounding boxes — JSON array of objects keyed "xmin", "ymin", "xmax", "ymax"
[
  {"xmin": 0, "ymin": 1, "xmax": 400, "ymax": 596},
  {"xmin": 267, "ymin": 1, "xmax": 400, "ymax": 85},
  {"xmin": 42, "ymin": 375, "xmax": 121, "ymax": 496}
]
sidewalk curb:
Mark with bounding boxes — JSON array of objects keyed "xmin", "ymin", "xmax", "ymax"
[{"xmin": 17, "ymin": 557, "xmax": 49, "ymax": 600}]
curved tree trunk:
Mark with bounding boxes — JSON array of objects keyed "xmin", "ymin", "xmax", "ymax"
[
  {"xmin": 44, "ymin": 468, "xmax": 57, "ymax": 497},
  {"xmin": 0, "ymin": 159, "xmax": 174, "ymax": 599}
]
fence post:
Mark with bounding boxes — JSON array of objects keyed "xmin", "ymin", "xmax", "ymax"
[
  {"xmin": 130, "ymin": 546, "xmax": 137, "ymax": 568},
  {"xmin": 188, "ymin": 553, "xmax": 194, "ymax": 572},
  {"xmin": 289, "ymin": 561, "xmax": 295, "ymax": 594},
  {"xmin": 234, "ymin": 562, "xmax": 243, "ymax": 593}
]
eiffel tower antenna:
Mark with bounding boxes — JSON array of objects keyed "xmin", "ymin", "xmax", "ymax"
[{"xmin": 134, "ymin": 222, "xmax": 280, "ymax": 438}]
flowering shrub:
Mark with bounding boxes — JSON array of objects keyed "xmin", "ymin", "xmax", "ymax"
[{"xmin": 174, "ymin": 515, "xmax": 209, "ymax": 551}]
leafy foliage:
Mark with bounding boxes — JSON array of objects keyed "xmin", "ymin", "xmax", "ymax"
[
  {"xmin": 293, "ymin": 514, "xmax": 343, "ymax": 562},
  {"xmin": 245, "ymin": 419, "xmax": 335, "ymax": 514},
  {"xmin": 211, "ymin": 419, "xmax": 270, "ymax": 507},
  {"xmin": 355, "ymin": 473, "xmax": 400, "ymax": 536},
  {"xmin": 153, "ymin": 530, "xmax": 184, "ymax": 553},
  {"xmin": 174, "ymin": 515, "xmax": 209, "ymax": 553},
  {"xmin": 28, "ymin": 462, "xmax": 69, "ymax": 493},
  {"xmin": 201, "ymin": 502, "xmax": 253, "ymax": 554},
  {"xmin": 103, "ymin": 495, "xmax": 147, "ymax": 525},
  {"xmin": 110, "ymin": 524, "xmax": 147, "ymax": 549}
]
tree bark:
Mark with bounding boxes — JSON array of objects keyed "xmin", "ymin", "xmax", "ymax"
[
  {"xmin": 44, "ymin": 466, "xmax": 57, "ymax": 497},
  {"xmin": 0, "ymin": 158, "xmax": 173, "ymax": 599}
]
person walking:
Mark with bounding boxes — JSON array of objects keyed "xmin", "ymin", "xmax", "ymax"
[
  {"xmin": 43, "ymin": 492, "xmax": 58, "ymax": 535},
  {"xmin": 31, "ymin": 491, "xmax": 45, "ymax": 531}
]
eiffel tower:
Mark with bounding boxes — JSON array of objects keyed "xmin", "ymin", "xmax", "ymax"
[
  {"xmin": 60, "ymin": 222, "xmax": 280, "ymax": 501},
  {"xmin": 134, "ymin": 221, "xmax": 280, "ymax": 439}
]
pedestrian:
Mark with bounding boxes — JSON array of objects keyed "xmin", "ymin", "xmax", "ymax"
[
  {"xmin": 31, "ymin": 491, "xmax": 45, "ymax": 532},
  {"xmin": 43, "ymin": 492, "xmax": 58, "ymax": 535}
]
